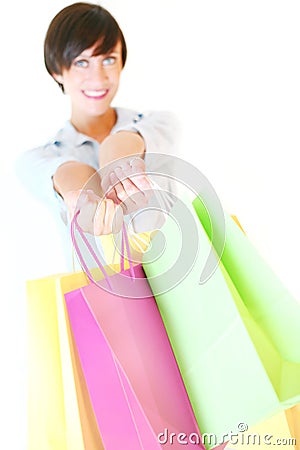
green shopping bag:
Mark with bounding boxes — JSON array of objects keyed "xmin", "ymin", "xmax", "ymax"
[
  {"xmin": 194, "ymin": 196, "xmax": 300, "ymax": 398},
  {"xmin": 142, "ymin": 197, "xmax": 300, "ymax": 448}
]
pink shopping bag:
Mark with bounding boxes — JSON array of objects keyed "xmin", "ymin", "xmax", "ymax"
[
  {"xmin": 65, "ymin": 212, "xmax": 205, "ymax": 449},
  {"xmin": 66, "ymin": 287, "xmax": 162, "ymax": 449}
]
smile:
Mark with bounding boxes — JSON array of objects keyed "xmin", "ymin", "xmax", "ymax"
[{"xmin": 82, "ymin": 89, "xmax": 109, "ymax": 99}]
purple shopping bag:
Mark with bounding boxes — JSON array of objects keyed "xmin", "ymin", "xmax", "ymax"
[{"xmin": 65, "ymin": 212, "xmax": 205, "ymax": 449}]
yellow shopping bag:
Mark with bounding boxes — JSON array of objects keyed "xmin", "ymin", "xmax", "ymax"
[
  {"xmin": 285, "ymin": 404, "xmax": 300, "ymax": 450},
  {"xmin": 27, "ymin": 272, "xmax": 104, "ymax": 450},
  {"xmin": 228, "ymin": 408, "xmax": 299, "ymax": 449},
  {"xmin": 100, "ymin": 231, "xmax": 153, "ymax": 265}
]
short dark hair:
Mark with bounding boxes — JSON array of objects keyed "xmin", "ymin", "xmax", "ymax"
[{"xmin": 44, "ymin": 2, "xmax": 127, "ymax": 91}]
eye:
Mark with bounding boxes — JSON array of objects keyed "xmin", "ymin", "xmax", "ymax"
[
  {"xmin": 102, "ymin": 56, "xmax": 116, "ymax": 66},
  {"xmin": 73, "ymin": 59, "xmax": 89, "ymax": 68}
]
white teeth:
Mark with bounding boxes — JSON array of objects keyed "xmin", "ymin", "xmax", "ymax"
[{"xmin": 84, "ymin": 89, "xmax": 107, "ymax": 97}]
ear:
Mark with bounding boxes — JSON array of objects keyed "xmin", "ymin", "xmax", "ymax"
[{"xmin": 52, "ymin": 73, "xmax": 64, "ymax": 84}]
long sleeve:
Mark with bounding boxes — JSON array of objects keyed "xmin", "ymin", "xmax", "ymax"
[
  {"xmin": 15, "ymin": 144, "xmax": 78, "ymax": 205},
  {"xmin": 16, "ymin": 110, "xmax": 180, "ymax": 229},
  {"xmin": 15, "ymin": 121, "xmax": 99, "ymax": 208}
]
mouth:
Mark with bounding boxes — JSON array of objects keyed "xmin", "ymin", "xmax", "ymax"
[{"xmin": 82, "ymin": 89, "xmax": 109, "ymax": 99}]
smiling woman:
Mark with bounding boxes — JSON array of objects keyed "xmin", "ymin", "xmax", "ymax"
[
  {"xmin": 53, "ymin": 42, "xmax": 123, "ymax": 138},
  {"xmin": 16, "ymin": 1, "xmax": 179, "ymax": 257}
]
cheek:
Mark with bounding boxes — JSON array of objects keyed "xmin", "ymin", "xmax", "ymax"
[
  {"xmin": 111, "ymin": 69, "xmax": 122, "ymax": 86},
  {"xmin": 63, "ymin": 75, "xmax": 82, "ymax": 95}
]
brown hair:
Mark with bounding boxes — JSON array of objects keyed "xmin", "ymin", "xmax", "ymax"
[{"xmin": 44, "ymin": 2, "xmax": 127, "ymax": 91}]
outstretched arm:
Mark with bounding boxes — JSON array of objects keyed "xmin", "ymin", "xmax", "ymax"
[
  {"xmin": 99, "ymin": 131, "xmax": 153, "ymax": 214},
  {"xmin": 53, "ymin": 161, "xmax": 102, "ymax": 198},
  {"xmin": 99, "ymin": 131, "xmax": 145, "ymax": 167},
  {"xmin": 53, "ymin": 161, "xmax": 123, "ymax": 235}
]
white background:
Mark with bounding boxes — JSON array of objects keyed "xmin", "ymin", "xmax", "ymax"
[{"xmin": 1, "ymin": 1, "xmax": 300, "ymax": 448}]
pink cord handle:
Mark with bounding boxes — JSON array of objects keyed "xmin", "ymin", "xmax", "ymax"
[
  {"xmin": 121, "ymin": 222, "xmax": 135, "ymax": 279},
  {"xmin": 70, "ymin": 210, "xmax": 135, "ymax": 289}
]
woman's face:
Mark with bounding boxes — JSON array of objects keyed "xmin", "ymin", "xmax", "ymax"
[{"xmin": 55, "ymin": 41, "xmax": 123, "ymax": 120}]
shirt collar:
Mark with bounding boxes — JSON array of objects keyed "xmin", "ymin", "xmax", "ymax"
[
  {"xmin": 51, "ymin": 107, "xmax": 127, "ymax": 148},
  {"xmin": 52, "ymin": 121, "xmax": 99, "ymax": 148}
]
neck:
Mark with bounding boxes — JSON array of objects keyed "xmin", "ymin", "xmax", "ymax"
[{"xmin": 71, "ymin": 107, "xmax": 117, "ymax": 143}]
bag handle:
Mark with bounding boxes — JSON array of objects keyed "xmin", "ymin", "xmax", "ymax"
[
  {"xmin": 120, "ymin": 220, "xmax": 135, "ymax": 278},
  {"xmin": 70, "ymin": 210, "xmax": 135, "ymax": 289}
]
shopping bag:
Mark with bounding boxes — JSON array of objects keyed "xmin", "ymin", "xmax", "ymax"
[
  {"xmin": 66, "ymin": 214, "xmax": 205, "ymax": 449},
  {"xmin": 142, "ymin": 197, "xmax": 300, "ymax": 448},
  {"xmin": 193, "ymin": 196, "xmax": 300, "ymax": 403},
  {"xmin": 100, "ymin": 231, "xmax": 152, "ymax": 265},
  {"xmin": 285, "ymin": 404, "xmax": 300, "ymax": 450},
  {"xmin": 228, "ymin": 408, "xmax": 298, "ymax": 449},
  {"xmin": 27, "ymin": 272, "xmax": 104, "ymax": 450}
]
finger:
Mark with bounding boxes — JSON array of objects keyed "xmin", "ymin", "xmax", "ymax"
[
  {"xmin": 64, "ymin": 190, "xmax": 81, "ymax": 219},
  {"xmin": 111, "ymin": 170, "xmax": 137, "ymax": 203},
  {"xmin": 121, "ymin": 178, "xmax": 149, "ymax": 208},
  {"xmin": 118, "ymin": 177, "xmax": 140, "ymax": 199},
  {"xmin": 106, "ymin": 188, "xmax": 121, "ymax": 205},
  {"xmin": 78, "ymin": 192, "xmax": 101, "ymax": 233},
  {"xmin": 113, "ymin": 170, "xmax": 146, "ymax": 204},
  {"xmin": 103, "ymin": 199, "xmax": 115, "ymax": 234},
  {"xmin": 116, "ymin": 160, "xmax": 153, "ymax": 199},
  {"xmin": 102, "ymin": 160, "xmax": 152, "ymax": 214},
  {"xmin": 93, "ymin": 200, "xmax": 106, "ymax": 235},
  {"xmin": 107, "ymin": 163, "xmax": 151, "ymax": 199},
  {"xmin": 113, "ymin": 204, "xmax": 124, "ymax": 233},
  {"xmin": 102, "ymin": 200, "xmax": 123, "ymax": 234},
  {"xmin": 113, "ymin": 181, "xmax": 141, "ymax": 214},
  {"xmin": 107, "ymin": 172, "xmax": 123, "ymax": 204},
  {"xmin": 129, "ymin": 157, "xmax": 146, "ymax": 173},
  {"xmin": 128, "ymin": 174, "xmax": 153, "ymax": 199},
  {"xmin": 100, "ymin": 172, "xmax": 112, "ymax": 195},
  {"xmin": 114, "ymin": 166, "xmax": 128, "ymax": 185}
]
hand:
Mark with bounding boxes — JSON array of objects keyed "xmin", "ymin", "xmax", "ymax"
[
  {"xmin": 101, "ymin": 157, "xmax": 153, "ymax": 215},
  {"xmin": 64, "ymin": 189, "xmax": 123, "ymax": 235}
]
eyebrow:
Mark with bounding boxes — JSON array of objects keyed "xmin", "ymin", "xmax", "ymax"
[
  {"xmin": 74, "ymin": 52, "xmax": 92, "ymax": 58},
  {"xmin": 104, "ymin": 51, "xmax": 120, "ymax": 56},
  {"xmin": 77, "ymin": 49, "xmax": 121, "ymax": 59}
]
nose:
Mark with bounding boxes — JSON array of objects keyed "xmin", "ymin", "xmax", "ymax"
[{"xmin": 88, "ymin": 62, "xmax": 108, "ymax": 84}]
